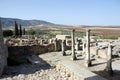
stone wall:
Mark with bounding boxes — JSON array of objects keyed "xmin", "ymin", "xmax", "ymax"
[
  {"xmin": 8, "ymin": 44, "xmax": 55, "ymax": 65},
  {"xmin": 0, "ymin": 20, "xmax": 8, "ymax": 76}
]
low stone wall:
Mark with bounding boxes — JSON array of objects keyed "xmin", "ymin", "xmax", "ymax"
[
  {"xmin": 8, "ymin": 44, "xmax": 55, "ymax": 65},
  {"xmin": 90, "ymin": 47, "xmax": 107, "ymax": 59}
]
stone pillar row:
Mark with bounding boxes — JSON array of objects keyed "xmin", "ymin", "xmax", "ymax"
[{"xmin": 45, "ymin": 28, "xmax": 113, "ymax": 76}]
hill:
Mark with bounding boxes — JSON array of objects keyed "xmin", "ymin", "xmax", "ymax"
[
  {"xmin": 1, "ymin": 17, "xmax": 60, "ymax": 28},
  {"xmin": 1, "ymin": 17, "xmax": 120, "ymax": 28}
]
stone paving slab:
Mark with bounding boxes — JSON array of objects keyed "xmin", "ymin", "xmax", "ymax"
[{"xmin": 39, "ymin": 52, "xmax": 107, "ymax": 80}]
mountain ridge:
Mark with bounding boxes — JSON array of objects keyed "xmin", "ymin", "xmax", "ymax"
[
  {"xmin": 1, "ymin": 17, "xmax": 120, "ymax": 28},
  {"xmin": 1, "ymin": 17, "xmax": 61, "ymax": 28}
]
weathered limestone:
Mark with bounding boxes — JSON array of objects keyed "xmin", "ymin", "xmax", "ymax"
[
  {"xmin": 62, "ymin": 40, "xmax": 66, "ymax": 56},
  {"xmin": 19, "ymin": 39, "xmax": 22, "ymax": 46},
  {"xmin": 53, "ymin": 38, "xmax": 58, "ymax": 51},
  {"xmin": 0, "ymin": 19, "xmax": 8, "ymax": 76},
  {"xmin": 71, "ymin": 29, "xmax": 77, "ymax": 60},
  {"xmin": 82, "ymin": 42, "xmax": 85, "ymax": 54},
  {"xmin": 66, "ymin": 39, "xmax": 71, "ymax": 46},
  {"xmin": 49, "ymin": 39, "xmax": 53, "ymax": 44},
  {"xmin": 56, "ymin": 35, "xmax": 71, "ymax": 41},
  {"xmin": 84, "ymin": 29, "xmax": 92, "ymax": 67},
  {"xmin": 40, "ymin": 39, "xmax": 44, "ymax": 45},
  {"xmin": 104, "ymin": 44, "xmax": 113, "ymax": 76},
  {"xmin": 75, "ymin": 38, "xmax": 79, "ymax": 51},
  {"xmin": 75, "ymin": 42, "xmax": 79, "ymax": 51}
]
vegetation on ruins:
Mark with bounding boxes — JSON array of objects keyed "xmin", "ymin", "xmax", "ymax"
[{"xmin": 3, "ymin": 30, "xmax": 13, "ymax": 37}]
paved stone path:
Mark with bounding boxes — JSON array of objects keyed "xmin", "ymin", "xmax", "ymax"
[
  {"xmin": 39, "ymin": 51, "xmax": 120, "ymax": 80},
  {"xmin": 39, "ymin": 51, "xmax": 106, "ymax": 80}
]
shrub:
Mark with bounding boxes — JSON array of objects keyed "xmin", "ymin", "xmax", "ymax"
[
  {"xmin": 27, "ymin": 29, "xmax": 36, "ymax": 35},
  {"xmin": 3, "ymin": 29, "xmax": 13, "ymax": 37}
]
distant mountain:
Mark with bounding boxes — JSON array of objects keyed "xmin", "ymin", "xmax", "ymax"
[{"xmin": 1, "ymin": 17, "xmax": 59, "ymax": 28}]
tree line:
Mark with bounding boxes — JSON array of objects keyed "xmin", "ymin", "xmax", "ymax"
[{"xmin": 3, "ymin": 21, "xmax": 26, "ymax": 37}]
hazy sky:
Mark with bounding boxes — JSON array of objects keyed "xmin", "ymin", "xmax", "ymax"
[{"xmin": 0, "ymin": 0, "xmax": 120, "ymax": 26}]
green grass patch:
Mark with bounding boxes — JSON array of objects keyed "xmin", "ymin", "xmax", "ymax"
[{"xmin": 100, "ymin": 36, "xmax": 118, "ymax": 39}]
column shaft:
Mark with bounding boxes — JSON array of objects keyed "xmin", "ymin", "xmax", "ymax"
[{"xmin": 71, "ymin": 29, "xmax": 77, "ymax": 60}]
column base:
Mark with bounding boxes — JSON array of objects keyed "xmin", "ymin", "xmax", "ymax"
[
  {"xmin": 62, "ymin": 51, "xmax": 66, "ymax": 56},
  {"xmin": 104, "ymin": 68, "xmax": 113, "ymax": 76},
  {"xmin": 72, "ymin": 55, "xmax": 77, "ymax": 60},
  {"xmin": 84, "ymin": 60, "xmax": 92, "ymax": 67}
]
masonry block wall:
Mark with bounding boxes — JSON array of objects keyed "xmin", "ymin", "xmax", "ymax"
[
  {"xmin": 8, "ymin": 44, "xmax": 55, "ymax": 64},
  {"xmin": 0, "ymin": 21, "xmax": 8, "ymax": 76}
]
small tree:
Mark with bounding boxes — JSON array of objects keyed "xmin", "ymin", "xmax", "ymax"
[
  {"xmin": 19, "ymin": 24, "xmax": 22, "ymax": 37},
  {"xmin": 3, "ymin": 30, "xmax": 13, "ymax": 37},
  {"xmin": 14, "ymin": 21, "xmax": 19, "ymax": 36}
]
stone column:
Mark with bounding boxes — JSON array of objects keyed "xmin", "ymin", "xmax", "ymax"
[
  {"xmin": 62, "ymin": 40, "xmax": 66, "ymax": 56},
  {"xmin": 54, "ymin": 38, "xmax": 57, "ymax": 51},
  {"xmin": 71, "ymin": 29, "xmax": 77, "ymax": 60},
  {"xmin": 84, "ymin": 29, "xmax": 91, "ymax": 67},
  {"xmin": 104, "ymin": 44, "xmax": 113, "ymax": 76}
]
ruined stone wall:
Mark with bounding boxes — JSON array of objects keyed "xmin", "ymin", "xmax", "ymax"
[
  {"xmin": 8, "ymin": 44, "xmax": 55, "ymax": 64},
  {"xmin": 0, "ymin": 20, "xmax": 8, "ymax": 76}
]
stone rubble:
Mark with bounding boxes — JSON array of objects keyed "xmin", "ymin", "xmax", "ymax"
[{"xmin": 0, "ymin": 63, "xmax": 76, "ymax": 80}]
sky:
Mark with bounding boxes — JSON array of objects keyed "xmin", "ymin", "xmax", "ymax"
[{"xmin": 0, "ymin": 0, "xmax": 120, "ymax": 26}]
